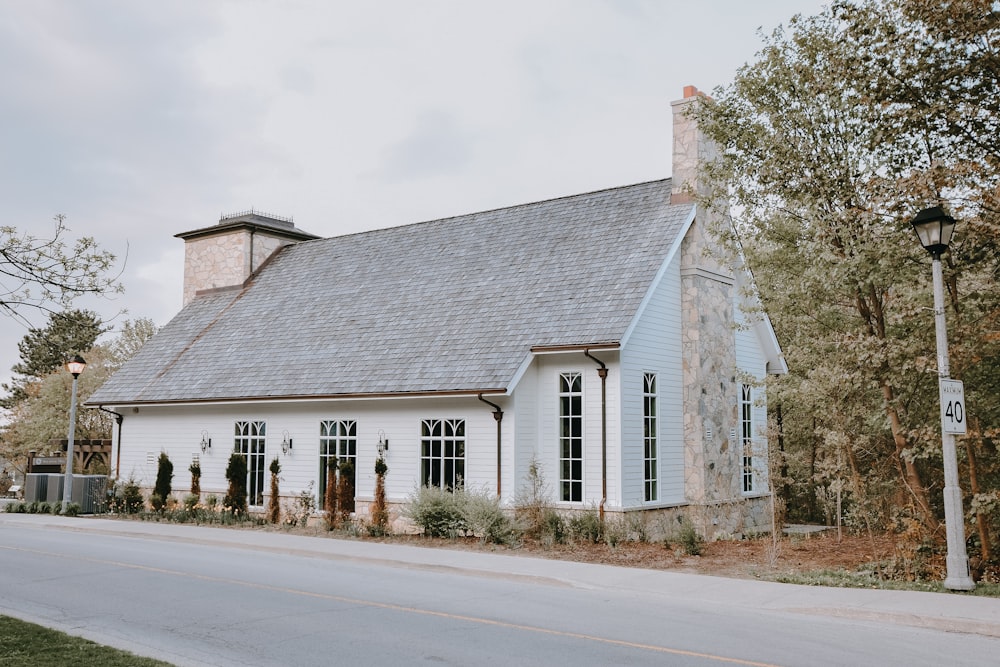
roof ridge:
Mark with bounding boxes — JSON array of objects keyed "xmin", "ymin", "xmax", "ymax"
[{"xmin": 299, "ymin": 178, "xmax": 674, "ymax": 245}]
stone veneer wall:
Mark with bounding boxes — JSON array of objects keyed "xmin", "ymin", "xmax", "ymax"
[
  {"xmin": 673, "ymin": 87, "xmax": 770, "ymax": 539},
  {"xmin": 182, "ymin": 230, "xmax": 291, "ymax": 305}
]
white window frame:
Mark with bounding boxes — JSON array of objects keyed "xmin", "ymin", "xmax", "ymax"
[
  {"xmin": 741, "ymin": 385, "xmax": 755, "ymax": 494},
  {"xmin": 319, "ymin": 420, "xmax": 357, "ymax": 506},
  {"xmin": 643, "ymin": 372, "xmax": 658, "ymax": 502},
  {"xmin": 421, "ymin": 419, "xmax": 465, "ymax": 491},
  {"xmin": 559, "ymin": 372, "xmax": 583, "ymax": 503},
  {"xmin": 235, "ymin": 420, "xmax": 266, "ymax": 507}
]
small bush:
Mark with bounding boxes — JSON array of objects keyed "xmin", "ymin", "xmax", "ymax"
[
  {"xmin": 540, "ymin": 509, "xmax": 567, "ymax": 545},
  {"xmin": 268, "ymin": 457, "xmax": 281, "ymax": 524},
  {"xmin": 4, "ymin": 502, "xmax": 17, "ymax": 513},
  {"xmin": 149, "ymin": 493, "xmax": 165, "ymax": 513},
  {"xmin": 27, "ymin": 501, "xmax": 40, "ymax": 514},
  {"xmin": 370, "ymin": 457, "xmax": 390, "ymax": 536},
  {"xmin": 677, "ymin": 517, "xmax": 703, "ymax": 556},
  {"xmin": 404, "ymin": 485, "xmax": 467, "ymax": 538},
  {"xmin": 224, "ymin": 454, "xmax": 248, "ymax": 516},
  {"xmin": 462, "ymin": 487, "xmax": 520, "ymax": 546},
  {"xmin": 110, "ymin": 477, "xmax": 144, "ymax": 514},
  {"xmin": 183, "ymin": 494, "xmax": 199, "ymax": 511},
  {"xmin": 38, "ymin": 502, "xmax": 52, "ymax": 515},
  {"xmin": 50, "ymin": 502, "xmax": 62, "ymax": 515},
  {"xmin": 63, "ymin": 503, "xmax": 81, "ymax": 517},
  {"xmin": 14, "ymin": 502, "xmax": 26, "ymax": 513},
  {"xmin": 154, "ymin": 453, "xmax": 173, "ymax": 508},
  {"xmin": 569, "ymin": 509, "xmax": 603, "ymax": 543},
  {"xmin": 295, "ymin": 483, "xmax": 316, "ymax": 527},
  {"xmin": 189, "ymin": 461, "xmax": 201, "ymax": 496}
]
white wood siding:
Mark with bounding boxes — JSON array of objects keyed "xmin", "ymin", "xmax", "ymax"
[
  {"xmin": 620, "ymin": 254, "xmax": 684, "ymax": 507},
  {"xmin": 110, "ymin": 396, "xmax": 510, "ymax": 507}
]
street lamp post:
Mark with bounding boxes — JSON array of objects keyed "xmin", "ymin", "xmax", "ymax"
[
  {"xmin": 910, "ymin": 206, "xmax": 975, "ymax": 591},
  {"xmin": 62, "ymin": 354, "xmax": 87, "ymax": 513}
]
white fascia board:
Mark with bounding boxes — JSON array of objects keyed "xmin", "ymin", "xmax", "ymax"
[{"xmin": 620, "ymin": 204, "xmax": 697, "ymax": 349}]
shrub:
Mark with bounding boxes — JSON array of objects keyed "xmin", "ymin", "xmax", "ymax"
[
  {"xmin": 369, "ymin": 457, "xmax": 390, "ymax": 536},
  {"xmin": 336, "ymin": 460, "xmax": 355, "ymax": 525},
  {"xmin": 49, "ymin": 502, "xmax": 61, "ymax": 515},
  {"xmin": 149, "ymin": 493, "xmax": 165, "ymax": 513},
  {"xmin": 38, "ymin": 502, "xmax": 52, "ymax": 515},
  {"xmin": 15, "ymin": 502, "xmax": 26, "ymax": 513},
  {"xmin": 514, "ymin": 456, "xmax": 554, "ymax": 539},
  {"xmin": 27, "ymin": 501, "xmax": 39, "ymax": 514},
  {"xmin": 63, "ymin": 502, "xmax": 81, "ymax": 517},
  {"xmin": 189, "ymin": 461, "xmax": 201, "ymax": 497},
  {"xmin": 404, "ymin": 485, "xmax": 467, "ymax": 538},
  {"xmin": 183, "ymin": 494, "xmax": 199, "ymax": 511},
  {"xmin": 294, "ymin": 482, "xmax": 316, "ymax": 527},
  {"xmin": 224, "ymin": 454, "xmax": 248, "ymax": 516},
  {"xmin": 268, "ymin": 458, "xmax": 281, "ymax": 524},
  {"xmin": 4, "ymin": 502, "xmax": 18, "ymax": 513},
  {"xmin": 677, "ymin": 517, "xmax": 703, "ymax": 556},
  {"xmin": 462, "ymin": 488, "xmax": 519, "ymax": 546},
  {"xmin": 540, "ymin": 509, "xmax": 567, "ymax": 545},
  {"xmin": 154, "ymin": 453, "xmax": 173, "ymax": 510},
  {"xmin": 569, "ymin": 509, "xmax": 603, "ymax": 543},
  {"xmin": 122, "ymin": 478, "xmax": 144, "ymax": 514},
  {"xmin": 324, "ymin": 460, "xmax": 338, "ymax": 530}
]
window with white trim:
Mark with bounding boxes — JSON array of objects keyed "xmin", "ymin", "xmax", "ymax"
[
  {"xmin": 741, "ymin": 384, "xmax": 755, "ymax": 493},
  {"xmin": 319, "ymin": 420, "xmax": 357, "ymax": 506},
  {"xmin": 235, "ymin": 421, "xmax": 266, "ymax": 507},
  {"xmin": 559, "ymin": 372, "xmax": 583, "ymax": 502},
  {"xmin": 643, "ymin": 372, "xmax": 658, "ymax": 502},
  {"xmin": 421, "ymin": 419, "xmax": 465, "ymax": 490}
]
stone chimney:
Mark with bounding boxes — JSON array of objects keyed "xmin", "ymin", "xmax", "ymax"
[
  {"xmin": 672, "ymin": 86, "xmax": 743, "ymax": 538},
  {"xmin": 670, "ymin": 85, "xmax": 716, "ymax": 205},
  {"xmin": 175, "ymin": 210, "xmax": 320, "ymax": 305}
]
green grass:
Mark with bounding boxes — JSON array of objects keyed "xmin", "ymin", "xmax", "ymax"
[
  {"xmin": 0, "ymin": 616, "xmax": 174, "ymax": 666},
  {"xmin": 757, "ymin": 568, "xmax": 1000, "ymax": 596}
]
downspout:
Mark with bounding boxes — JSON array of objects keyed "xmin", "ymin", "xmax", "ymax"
[
  {"xmin": 584, "ymin": 349, "xmax": 608, "ymax": 523},
  {"xmin": 98, "ymin": 406, "xmax": 125, "ymax": 480},
  {"xmin": 478, "ymin": 394, "xmax": 504, "ymax": 498}
]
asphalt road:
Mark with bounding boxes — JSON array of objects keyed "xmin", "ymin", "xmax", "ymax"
[{"xmin": 1, "ymin": 514, "xmax": 998, "ymax": 666}]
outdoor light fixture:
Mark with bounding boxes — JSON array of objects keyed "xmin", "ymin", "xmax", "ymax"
[
  {"xmin": 200, "ymin": 431, "xmax": 212, "ymax": 453},
  {"xmin": 910, "ymin": 205, "xmax": 975, "ymax": 591},
  {"xmin": 281, "ymin": 430, "xmax": 293, "ymax": 455},
  {"xmin": 911, "ymin": 206, "xmax": 957, "ymax": 258},
  {"xmin": 377, "ymin": 430, "xmax": 389, "ymax": 457},
  {"xmin": 62, "ymin": 354, "xmax": 87, "ymax": 512}
]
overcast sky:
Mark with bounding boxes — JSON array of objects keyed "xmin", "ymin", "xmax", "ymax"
[{"xmin": 0, "ymin": 0, "xmax": 827, "ymax": 386}]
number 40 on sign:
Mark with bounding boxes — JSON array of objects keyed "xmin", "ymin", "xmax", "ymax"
[{"xmin": 939, "ymin": 379, "xmax": 967, "ymax": 435}]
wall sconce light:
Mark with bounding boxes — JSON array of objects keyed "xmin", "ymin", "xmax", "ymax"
[
  {"xmin": 200, "ymin": 431, "xmax": 212, "ymax": 453},
  {"xmin": 281, "ymin": 430, "xmax": 293, "ymax": 455},
  {"xmin": 377, "ymin": 429, "xmax": 389, "ymax": 457}
]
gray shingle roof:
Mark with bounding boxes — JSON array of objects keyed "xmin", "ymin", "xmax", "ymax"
[{"xmin": 89, "ymin": 179, "xmax": 693, "ymax": 404}]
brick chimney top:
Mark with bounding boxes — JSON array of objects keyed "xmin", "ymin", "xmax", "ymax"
[{"xmin": 682, "ymin": 85, "xmax": 709, "ymax": 99}]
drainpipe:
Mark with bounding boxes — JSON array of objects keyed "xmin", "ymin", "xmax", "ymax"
[
  {"xmin": 478, "ymin": 394, "xmax": 504, "ymax": 498},
  {"xmin": 98, "ymin": 406, "xmax": 125, "ymax": 480},
  {"xmin": 584, "ymin": 349, "xmax": 608, "ymax": 523}
]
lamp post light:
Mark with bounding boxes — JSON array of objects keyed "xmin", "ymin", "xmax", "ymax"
[
  {"xmin": 62, "ymin": 354, "xmax": 87, "ymax": 513},
  {"xmin": 910, "ymin": 206, "xmax": 975, "ymax": 591}
]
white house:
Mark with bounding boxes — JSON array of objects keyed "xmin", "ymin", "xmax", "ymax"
[{"xmin": 87, "ymin": 87, "xmax": 786, "ymax": 538}]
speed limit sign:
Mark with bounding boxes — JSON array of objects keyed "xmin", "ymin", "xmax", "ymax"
[{"xmin": 939, "ymin": 379, "xmax": 967, "ymax": 435}]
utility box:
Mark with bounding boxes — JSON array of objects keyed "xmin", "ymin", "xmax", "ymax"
[
  {"xmin": 72, "ymin": 476, "xmax": 108, "ymax": 514},
  {"xmin": 45, "ymin": 475, "xmax": 64, "ymax": 504},
  {"xmin": 23, "ymin": 474, "xmax": 47, "ymax": 503}
]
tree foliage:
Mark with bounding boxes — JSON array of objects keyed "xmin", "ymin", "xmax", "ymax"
[
  {"xmin": 694, "ymin": 0, "xmax": 1000, "ymax": 559},
  {"xmin": 0, "ymin": 319, "xmax": 159, "ymax": 475},
  {"xmin": 0, "ymin": 215, "xmax": 121, "ymax": 324},
  {"xmin": 2, "ymin": 309, "xmax": 107, "ymax": 407}
]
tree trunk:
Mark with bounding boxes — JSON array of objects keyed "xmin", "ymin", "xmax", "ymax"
[{"xmin": 882, "ymin": 383, "xmax": 938, "ymax": 534}]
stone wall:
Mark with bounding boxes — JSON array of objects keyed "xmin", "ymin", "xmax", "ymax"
[{"xmin": 182, "ymin": 230, "xmax": 294, "ymax": 305}]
